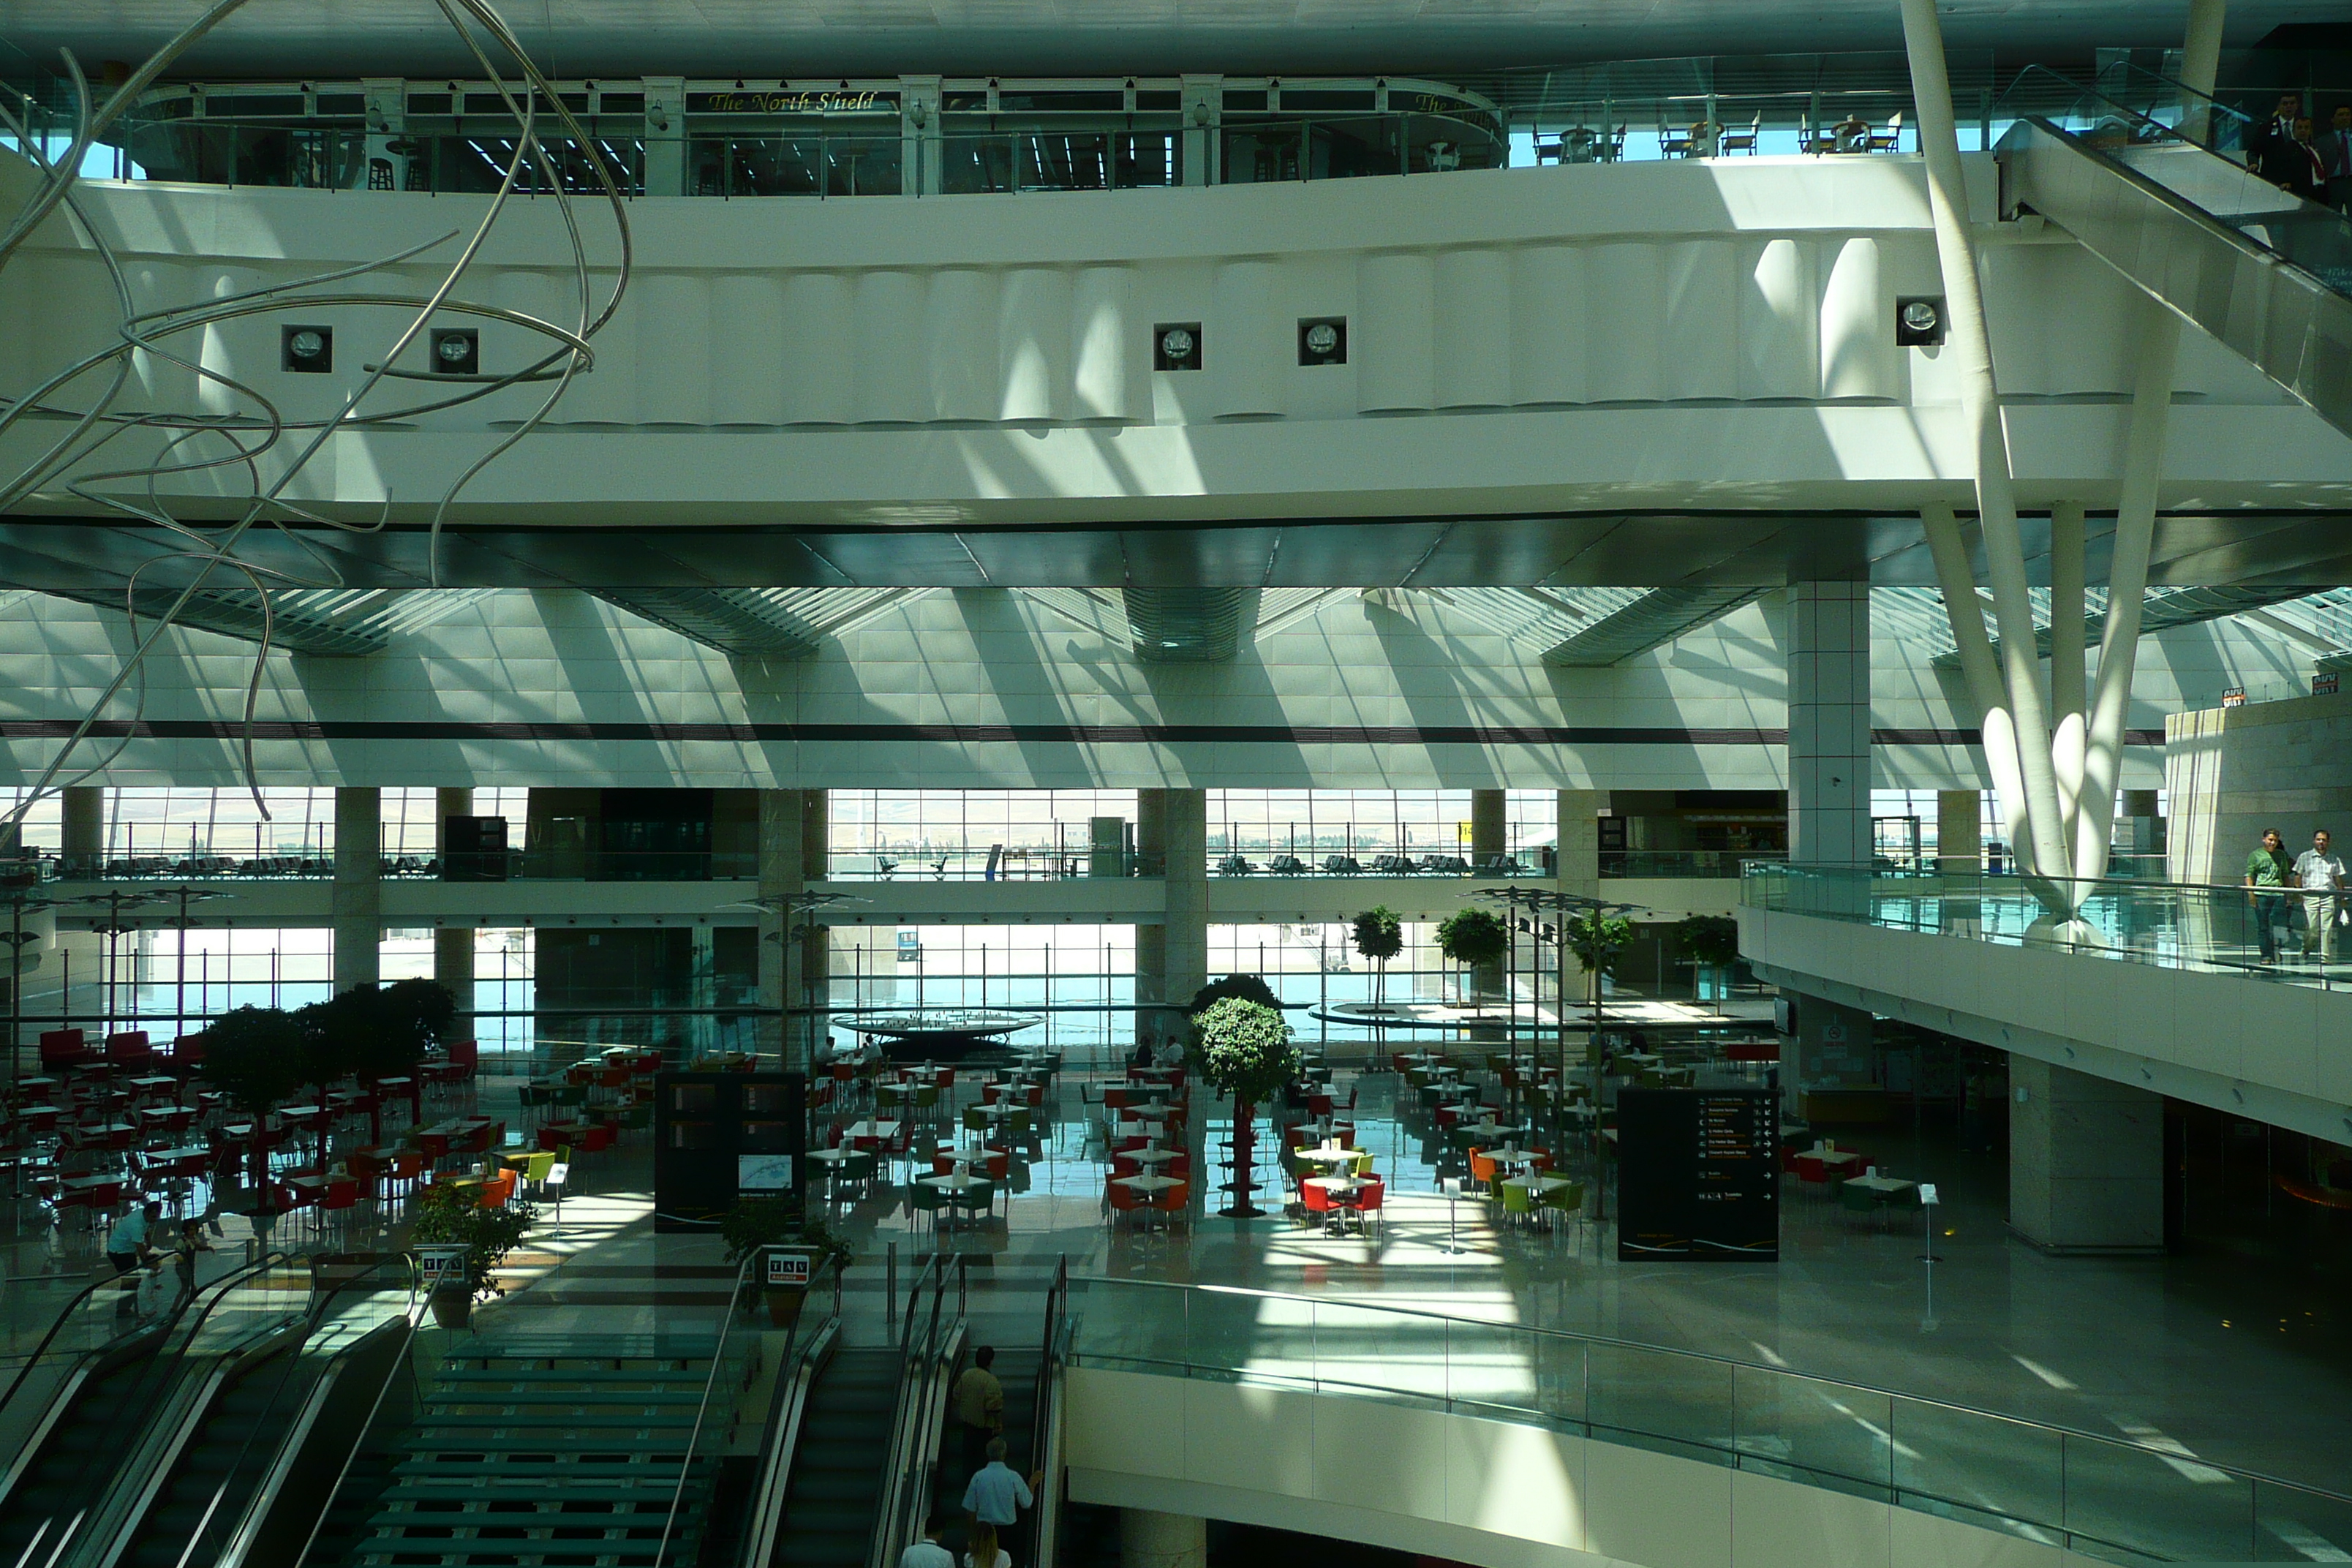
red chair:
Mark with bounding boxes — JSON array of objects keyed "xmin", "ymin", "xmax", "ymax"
[
  {"xmin": 1022, "ymin": 1084, "xmax": 1047, "ymax": 1109},
  {"xmin": 1151, "ymin": 1180, "xmax": 1189, "ymax": 1229},
  {"xmin": 1348, "ymin": 1176, "xmax": 1385, "ymax": 1237},
  {"xmin": 578, "ymin": 1123, "xmax": 614, "ymax": 1154},
  {"xmin": 445, "ymin": 1039, "xmax": 480, "ymax": 1082},
  {"xmin": 1112, "ymin": 1156, "xmax": 1142, "ymax": 1179},
  {"xmin": 1301, "ymin": 1178, "xmax": 1338, "ymax": 1229},
  {"xmin": 932, "ymin": 1153, "xmax": 957, "ymax": 1176},
  {"xmin": 38, "ymin": 1030, "xmax": 91, "ymax": 1071},
  {"xmin": 1106, "ymin": 1179, "xmax": 1145, "ymax": 1226},
  {"xmin": 1306, "ymin": 1093, "xmax": 1335, "ymax": 1119},
  {"xmin": 322, "ymin": 1175, "xmax": 362, "ymax": 1216},
  {"xmin": 104, "ymin": 1032, "xmax": 154, "ymax": 1071},
  {"xmin": 1102, "ymin": 1088, "xmax": 1134, "ymax": 1111}
]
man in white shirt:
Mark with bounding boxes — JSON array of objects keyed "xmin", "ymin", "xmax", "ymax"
[
  {"xmin": 961, "ymin": 1438, "xmax": 1040, "ymax": 1533},
  {"xmin": 2296, "ymin": 829, "xmax": 2347, "ymax": 962},
  {"xmin": 897, "ymin": 1514, "xmax": 954, "ymax": 1568}
]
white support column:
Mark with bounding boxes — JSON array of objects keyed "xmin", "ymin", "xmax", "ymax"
[
  {"xmin": 2049, "ymin": 499, "xmax": 2089, "ymax": 848},
  {"xmin": 1120, "ymin": 1509, "xmax": 1207, "ymax": 1568},
  {"xmin": 1901, "ymin": 0, "xmax": 2073, "ymax": 886},
  {"xmin": 434, "ymin": 787, "xmax": 474, "ymax": 1028},
  {"xmin": 2010, "ymin": 1058, "xmax": 2165, "ymax": 1254},
  {"xmin": 758, "ymin": 790, "xmax": 807, "ymax": 1069},
  {"xmin": 642, "ymin": 77, "xmax": 686, "ymax": 195},
  {"xmin": 1787, "ymin": 583, "xmax": 1872, "ymax": 867},
  {"xmin": 2182, "ymin": 0, "xmax": 2228, "ymax": 97},
  {"xmin": 333, "ymin": 787, "xmax": 382, "ymax": 993}
]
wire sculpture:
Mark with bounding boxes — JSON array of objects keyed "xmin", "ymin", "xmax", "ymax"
[{"xmin": 0, "ymin": 0, "xmax": 633, "ymax": 832}]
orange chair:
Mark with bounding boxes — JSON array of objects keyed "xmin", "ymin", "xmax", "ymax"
[
  {"xmin": 477, "ymin": 1172, "xmax": 516, "ymax": 1208},
  {"xmin": 1469, "ymin": 1150, "xmax": 1501, "ymax": 1186},
  {"xmin": 1107, "ymin": 1180, "xmax": 1146, "ymax": 1226}
]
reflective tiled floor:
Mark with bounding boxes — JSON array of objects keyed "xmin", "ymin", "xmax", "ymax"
[{"xmin": 12, "ymin": 1057, "xmax": 2351, "ymax": 1499}]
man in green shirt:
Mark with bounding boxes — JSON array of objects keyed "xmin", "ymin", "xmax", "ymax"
[{"xmin": 2246, "ymin": 828, "xmax": 2292, "ymax": 962}]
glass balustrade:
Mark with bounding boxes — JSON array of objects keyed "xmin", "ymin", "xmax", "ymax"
[
  {"xmin": 1742, "ymin": 862, "xmax": 2352, "ymax": 990},
  {"xmin": 1066, "ymin": 1277, "xmax": 2352, "ymax": 1561}
]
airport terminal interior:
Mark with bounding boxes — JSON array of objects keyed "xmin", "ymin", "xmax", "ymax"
[{"xmin": 4, "ymin": 0, "xmax": 2352, "ymax": 1564}]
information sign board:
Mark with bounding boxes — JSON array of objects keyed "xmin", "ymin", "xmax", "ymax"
[{"xmin": 1617, "ymin": 1088, "xmax": 1779, "ymax": 1261}]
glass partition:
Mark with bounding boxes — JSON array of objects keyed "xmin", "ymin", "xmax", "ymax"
[
  {"xmin": 1742, "ymin": 862, "xmax": 2346, "ymax": 992},
  {"xmin": 1065, "ymin": 1276, "xmax": 2349, "ymax": 1562}
]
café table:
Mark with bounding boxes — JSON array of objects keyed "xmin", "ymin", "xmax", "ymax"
[
  {"xmin": 1123, "ymin": 1145, "xmax": 1183, "ymax": 1168},
  {"xmin": 1294, "ymin": 1145, "xmax": 1365, "ymax": 1172},
  {"xmin": 1303, "ymin": 1173, "xmax": 1368, "ymax": 1233},
  {"xmin": 917, "ymin": 1169, "xmax": 998, "ymax": 1225},
  {"xmin": 1113, "ymin": 1172, "xmax": 1181, "ymax": 1196}
]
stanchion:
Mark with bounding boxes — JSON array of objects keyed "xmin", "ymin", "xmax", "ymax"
[{"xmin": 1918, "ymin": 1181, "xmax": 1942, "ymax": 1331}]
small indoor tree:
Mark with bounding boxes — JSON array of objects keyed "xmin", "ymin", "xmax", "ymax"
[
  {"xmin": 1565, "ymin": 909, "xmax": 1635, "ymax": 1061},
  {"xmin": 196, "ymin": 1006, "xmax": 309, "ymax": 1191},
  {"xmin": 1673, "ymin": 914, "xmax": 1741, "ymax": 998},
  {"xmin": 1351, "ymin": 907, "xmax": 1404, "ymax": 1009},
  {"xmin": 1436, "ymin": 908, "xmax": 1509, "ymax": 1003},
  {"xmin": 1188, "ymin": 995, "xmax": 1301, "ymax": 1218}
]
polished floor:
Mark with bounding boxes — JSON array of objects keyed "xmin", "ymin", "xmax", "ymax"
[{"xmin": 9, "ymin": 1055, "xmax": 2351, "ymax": 1504}]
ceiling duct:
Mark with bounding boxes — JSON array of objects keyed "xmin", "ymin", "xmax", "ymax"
[{"xmin": 1122, "ymin": 587, "xmax": 1255, "ymax": 663}]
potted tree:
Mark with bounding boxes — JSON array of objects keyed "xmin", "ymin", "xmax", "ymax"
[
  {"xmin": 197, "ymin": 1006, "xmax": 309, "ymax": 1196},
  {"xmin": 1436, "ymin": 908, "xmax": 1509, "ymax": 1005},
  {"xmin": 1566, "ymin": 909, "xmax": 1635, "ymax": 1063},
  {"xmin": 1673, "ymin": 914, "xmax": 1741, "ymax": 1000},
  {"xmin": 409, "ymin": 1177, "xmax": 537, "ymax": 1330},
  {"xmin": 720, "ymin": 1196, "xmax": 852, "ymax": 1327},
  {"xmin": 310, "ymin": 979, "xmax": 455, "ymax": 1141},
  {"xmin": 1351, "ymin": 907, "xmax": 1404, "ymax": 1011},
  {"xmin": 1187, "ymin": 995, "xmax": 1300, "ymax": 1219}
]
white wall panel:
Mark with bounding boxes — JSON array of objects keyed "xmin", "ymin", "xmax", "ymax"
[
  {"xmin": 780, "ymin": 271, "xmax": 852, "ymax": 424},
  {"xmin": 1663, "ymin": 241, "xmax": 1739, "ymax": 401},
  {"xmin": 997, "ymin": 266, "xmax": 1073, "ymax": 422},
  {"xmin": 1509, "ymin": 244, "xmax": 1586, "ymax": 404},
  {"xmin": 638, "ymin": 271, "xmax": 712, "ymax": 426},
  {"xmin": 1070, "ymin": 265, "xmax": 1131, "ymax": 421},
  {"xmin": 121, "ymin": 259, "xmax": 195, "ymax": 415},
  {"xmin": 713, "ymin": 273, "xmax": 785, "ymax": 425},
  {"xmin": 852, "ymin": 269, "xmax": 925, "ymax": 424},
  {"xmin": 924, "ymin": 268, "xmax": 998, "ymax": 422},
  {"xmin": 1586, "ymin": 243, "xmax": 1662, "ymax": 402},
  {"xmin": 1738, "ymin": 238, "xmax": 1816, "ymax": 399},
  {"xmin": 1433, "ymin": 248, "xmax": 1510, "ymax": 409},
  {"xmin": 1820, "ymin": 237, "xmax": 1896, "ymax": 401},
  {"xmin": 1355, "ymin": 251, "xmax": 1436, "ymax": 412},
  {"xmin": 562, "ymin": 269, "xmax": 636, "ymax": 423},
  {"xmin": 1210, "ymin": 259, "xmax": 1284, "ymax": 417}
]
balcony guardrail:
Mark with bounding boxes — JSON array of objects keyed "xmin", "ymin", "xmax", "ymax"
[
  {"xmin": 1741, "ymin": 862, "xmax": 2352, "ymax": 991},
  {"xmin": 1068, "ymin": 1276, "xmax": 2352, "ymax": 1563}
]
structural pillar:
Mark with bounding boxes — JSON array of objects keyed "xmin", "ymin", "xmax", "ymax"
[
  {"xmin": 1134, "ymin": 791, "xmax": 1169, "ymax": 1038},
  {"xmin": 1787, "ymin": 582, "xmax": 1872, "ymax": 867},
  {"xmin": 758, "ymin": 790, "xmax": 824, "ymax": 1071},
  {"xmin": 1936, "ymin": 790, "xmax": 1981, "ymax": 872},
  {"xmin": 1471, "ymin": 788, "xmax": 1507, "ymax": 869},
  {"xmin": 1555, "ymin": 787, "xmax": 1602, "ymax": 1004},
  {"xmin": 332, "ymin": 787, "xmax": 382, "ymax": 993},
  {"xmin": 802, "ymin": 791, "xmax": 830, "ymax": 1059},
  {"xmin": 1120, "ymin": 1509, "xmax": 1207, "ymax": 1568},
  {"xmin": 61, "ymin": 786, "xmax": 102, "ymax": 875},
  {"xmin": 2008, "ymin": 1058, "xmax": 2165, "ymax": 1254},
  {"xmin": 434, "ymin": 788, "xmax": 475, "ymax": 1027}
]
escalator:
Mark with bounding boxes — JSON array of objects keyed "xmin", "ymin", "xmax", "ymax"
[
  {"xmin": 0, "ymin": 1253, "xmax": 303, "ymax": 1568},
  {"xmin": 109, "ymin": 1254, "xmax": 419, "ymax": 1568},
  {"xmin": 769, "ymin": 1348, "xmax": 905, "ymax": 1565},
  {"xmin": 1994, "ymin": 63, "xmax": 2352, "ymax": 437}
]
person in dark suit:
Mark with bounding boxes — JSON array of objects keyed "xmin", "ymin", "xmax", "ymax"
[
  {"xmin": 2247, "ymin": 94, "xmax": 2304, "ymax": 187},
  {"xmin": 2284, "ymin": 116, "xmax": 2327, "ymax": 201},
  {"xmin": 2318, "ymin": 103, "xmax": 2352, "ymax": 213}
]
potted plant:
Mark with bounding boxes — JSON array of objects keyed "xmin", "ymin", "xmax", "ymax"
[
  {"xmin": 1187, "ymin": 995, "xmax": 1300, "ymax": 1219},
  {"xmin": 1566, "ymin": 909, "xmax": 1635, "ymax": 1063},
  {"xmin": 410, "ymin": 1177, "xmax": 537, "ymax": 1329},
  {"xmin": 1351, "ymin": 907, "xmax": 1404, "ymax": 1010},
  {"xmin": 196, "ymin": 1006, "xmax": 309, "ymax": 1193},
  {"xmin": 1436, "ymin": 908, "xmax": 1509, "ymax": 1003},
  {"xmin": 719, "ymin": 1196, "xmax": 851, "ymax": 1327},
  {"xmin": 1673, "ymin": 914, "xmax": 1741, "ymax": 999}
]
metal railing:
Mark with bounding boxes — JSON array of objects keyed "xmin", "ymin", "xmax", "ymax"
[
  {"xmin": 735, "ymin": 1255, "xmax": 844, "ymax": 1568},
  {"xmin": 871, "ymin": 1253, "xmax": 966, "ymax": 1568},
  {"xmin": 658, "ymin": 1251, "xmax": 766, "ymax": 1567},
  {"xmin": 1742, "ymin": 862, "xmax": 2352, "ymax": 991},
  {"xmin": 1025, "ymin": 1257, "xmax": 1070, "ymax": 1568},
  {"xmin": 1066, "ymin": 1277, "xmax": 2352, "ymax": 1563}
]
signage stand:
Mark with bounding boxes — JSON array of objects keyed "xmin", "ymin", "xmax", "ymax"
[{"xmin": 1917, "ymin": 1182, "xmax": 1942, "ymax": 1331}]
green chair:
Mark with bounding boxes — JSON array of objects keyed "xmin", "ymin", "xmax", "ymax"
[
  {"xmin": 1499, "ymin": 1179, "xmax": 1535, "ymax": 1225},
  {"xmin": 1006, "ymin": 1109, "xmax": 1033, "ymax": 1137},
  {"xmin": 949, "ymin": 1180, "xmax": 995, "ymax": 1229},
  {"xmin": 963, "ymin": 1105, "xmax": 990, "ymax": 1134},
  {"xmin": 908, "ymin": 1182, "xmax": 948, "ymax": 1227},
  {"xmin": 1539, "ymin": 1180, "xmax": 1586, "ymax": 1225},
  {"xmin": 1838, "ymin": 1180, "xmax": 1877, "ymax": 1218},
  {"xmin": 1418, "ymin": 1085, "xmax": 1444, "ymax": 1110},
  {"xmin": 551, "ymin": 1083, "xmax": 587, "ymax": 1110},
  {"xmin": 839, "ymin": 1151, "xmax": 877, "ymax": 1194},
  {"xmin": 617, "ymin": 1103, "xmax": 651, "ymax": 1131},
  {"xmin": 521, "ymin": 1151, "xmax": 557, "ymax": 1184},
  {"xmin": 913, "ymin": 1084, "xmax": 941, "ymax": 1117}
]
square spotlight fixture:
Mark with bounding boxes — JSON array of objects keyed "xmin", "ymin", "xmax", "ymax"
[
  {"xmin": 281, "ymin": 324, "xmax": 333, "ymax": 374},
  {"xmin": 1895, "ymin": 295, "xmax": 1946, "ymax": 347},
  {"xmin": 1154, "ymin": 322, "xmax": 1202, "ymax": 372},
  {"xmin": 429, "ymin": 327, "xmax": 479, "ymax": 375},
  {"xmin": 1297, "ymin": 315, "xmax": 1346, "ymax": 366}
]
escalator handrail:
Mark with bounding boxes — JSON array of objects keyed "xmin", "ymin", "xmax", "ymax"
[
  {"xmin": 868, "ymin": 1254, "xmax": 957, "ymax": 1568},
  {"xmin": 133, "ymin": 1253, "xmax": 421, "ymax": 1568},
  {"xmin": 655, "ymin": 1249, "xmax": 761, "ymax": 1568},
  {"xmin": 1023, "ymin": 1255, "xmax": 1069, "ymax": 1568},
  {"xmin": 19, "ymin": 1251, "xmax": 302, "ymax": 1568},
  {"xmin": 736, "ymin": 1258, "xmax": 843, "ymax": 1568},
  {"xmin": 0, "ymin": 1268, "xmax": 154, "ymax": 1426}
]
